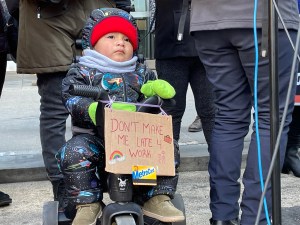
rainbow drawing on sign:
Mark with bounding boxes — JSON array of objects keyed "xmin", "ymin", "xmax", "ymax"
[{"xmin": 108, "ymin": 150, "xmax": 126, "ymax": 164}]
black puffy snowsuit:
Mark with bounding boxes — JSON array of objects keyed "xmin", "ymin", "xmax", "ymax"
[{"xmin": 56, "ymin": 8, "xmax": 180, "ymax": 213}]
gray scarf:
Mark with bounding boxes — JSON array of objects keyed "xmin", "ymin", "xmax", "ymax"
[{"xmin": 79, "ymin": 49, "xmax": 138, "ymax": 73}]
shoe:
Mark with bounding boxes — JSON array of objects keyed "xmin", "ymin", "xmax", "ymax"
[
  {"xmin": 210, "ymin": 218, "xmax": 239, "ymax": 225},
  {"xmin": 188, "ymin": 116, "xmax": 202, "ymax": 132},
  {"xmin": 72, "ymin": 202, "xmax": 102, "ymax": 225},
  {"xmin": 142, "ymin": 195, "xmax": 185, "ymax": 222},
  {"xmin": 52, "ymin": 179, "xmax": 67, "ymax": 212},
  {"xmin": 282, "ymin": 146, "xmax": 300, "ymax": 177},
  {"xmin": 0, "ymin": 191, "xmax": 12, "ymax": 207}
]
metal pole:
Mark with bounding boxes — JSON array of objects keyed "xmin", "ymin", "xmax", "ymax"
[{"xmin": 268, "ymin": 0, "xmax": 282, "ymax": 224}]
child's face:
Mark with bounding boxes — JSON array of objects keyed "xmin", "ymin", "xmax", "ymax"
[{"xmin": 94, "ymin": 32, "xmax": 134, "ymax": 62}]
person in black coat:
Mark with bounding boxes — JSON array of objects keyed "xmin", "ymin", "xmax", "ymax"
[
  {"xmin": 0, "ymin": 0, "xmax": 18, "ymax": 97},
  {"xmin": 153, "ymin": 0, "xmax": 215, "ymax": 145},
  {"xmin": 0, "ymin": 0, "xmax": 16, "ymax": 205}
]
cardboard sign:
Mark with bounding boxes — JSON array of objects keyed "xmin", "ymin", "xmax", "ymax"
[
  {"xmin": 295, "ymin": 72, "xmax": 300, "ymax": 106},
  {"xmin": 104, "ymin": 108, "xmax": 175, "ymax": 176}
]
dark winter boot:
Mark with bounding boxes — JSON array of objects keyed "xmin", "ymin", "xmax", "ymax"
[
  {"xmin": 188, "ymin": 116, "xmax": 202, "ymax": 132},
  {"xmin": 282, "ymin": 146, "xmax": 300, "ymax": 177},
  {"xmin": 0, "ymin": 191, "xmax": 12, "ymax": 207},
  {"xmin": 210, "ymin": 218, "xmax": 239, "ymax": 225},
  {"xmin": 52, "ymin": 179, "xmax": 67, "ymax": 212}
]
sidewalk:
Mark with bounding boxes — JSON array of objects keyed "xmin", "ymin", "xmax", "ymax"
[{"xmin": 0, "ymin": 67, "xmax": 249, "ymax": 183}]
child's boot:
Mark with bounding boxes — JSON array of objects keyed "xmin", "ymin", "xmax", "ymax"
[
  {"xmin": 142, "ymin": 195, "xmax": 185, "ymax": 222},
  {"xmin": 72, "ymin": 202, "xmax": 102, "ymax": 225}
]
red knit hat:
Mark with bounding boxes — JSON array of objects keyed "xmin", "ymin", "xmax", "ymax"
[{"xmin": 90, "ymin": 16, "xmax": 138, "ymax": 51}]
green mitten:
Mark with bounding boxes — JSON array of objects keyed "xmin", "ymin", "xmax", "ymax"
[
  {"xmin": 88, "ymin": 102, "xmax": 98, "ymax": 125},
  {"xmin": 152, "ymin": 79, "xmax": 176, "ymax": 99},
  {"xmin": 112, "ymin": 102, "xmax": 137, "ymax": 112},
  {"xmin": 141, "ymin": 80, "xmax": 155, "ymax": 97}
]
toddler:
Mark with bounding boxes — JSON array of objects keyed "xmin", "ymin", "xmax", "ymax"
[{"xmin": 57, "ymin": 8, "xmax": 184, "ymax": 225}]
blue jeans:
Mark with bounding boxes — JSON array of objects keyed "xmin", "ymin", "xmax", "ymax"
[
  {"xmin": 37, "ymin": 72, "xmax": 69, "ymax": 182},
  {"xmin": 193, "ymin": 29, "xmax": 297, "ymax": 225}
]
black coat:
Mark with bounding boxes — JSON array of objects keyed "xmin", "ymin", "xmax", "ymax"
[
  {"xmin": 0, "ymin": 1, "xmax": 7, "ymax": 53},
  {"xmin": 154, "ymin": 0, "xmax": 198, "ymax": 59},
  {"xmin": 0, "ymin": 0, "xmax": 19, "ymax": 53},
  {"xmin": 62, "ymin": 62, "xmax": 156, "ymax": 135},
  {"xmin": 6, "ymin": 0, "xmax": 19, "ymax": 20}
]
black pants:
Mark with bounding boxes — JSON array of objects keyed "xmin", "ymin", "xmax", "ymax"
[
  {"xmin": 0, "ymin": 52, "xmax": 7, "ymax": 97},
  {"xmin": 193, "ymin": 29, "xmax": 297, "ymax": 225},
  {"xmin": 37, "ymin": 72, "xmax": 69, "ymax": 183},
  {"xmin": 156, "ymin": 57, "xmax": 215, "ymax": 144},
  {"xmin": 287, "ymin": 106, "xmax": 300, "ymax": 148}
]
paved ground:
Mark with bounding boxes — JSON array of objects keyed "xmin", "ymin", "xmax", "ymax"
[{"xmin": 0, "ymin": 171, "xmax": 300, "ymax": 225}]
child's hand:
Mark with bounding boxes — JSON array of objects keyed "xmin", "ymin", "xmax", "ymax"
[
  {"xmin": 111, "ymin": 102, "xmax": 136, "ymax": 112},
  {"xmin": 141, "ymin": 79, "xmax": 176, "ymax": 99},
  {"xmin": 88, "ymin": 102, "xmax": 136, "ymax": 126}
]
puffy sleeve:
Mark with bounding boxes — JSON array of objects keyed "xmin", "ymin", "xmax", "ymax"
[
  {"xmin": 136, "ymin": 62, "xmax": 157, "ymax": 85},
  {"xmin": 62, "ymin": 65, "xmax": 95, "ymax": 128}
]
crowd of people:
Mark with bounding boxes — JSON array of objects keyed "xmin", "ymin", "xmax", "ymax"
[{"xmin": 0, "ymin": 1, "xmax": 299, "ymax": 225}]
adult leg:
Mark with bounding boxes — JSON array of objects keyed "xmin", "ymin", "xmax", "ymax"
[
  {"xmin": 0, "ymin": 52, "xmax": 7, "ymax": 97},
  {"xmin": 194, "ymin": 30, "xmax": 252, "ymax": 221},
  {"xmin": 189, "ymin": 57, "xmax": 215, "ymax": 146},
  {"xmin": 282, "ymin": 106, "xmax": 300, "ymax": 177},
  {"xmin": 156, "ymin": 58, "xmax": 190, "ymax": 141},
  {"xmin": 37, "ymin": 72, "xmax": 69, "ymax": 189},
  {"xmin": 237, "ymin": 30, "xmax": 297, "ymax": 225}
]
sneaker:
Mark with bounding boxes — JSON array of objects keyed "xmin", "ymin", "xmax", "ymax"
[
  {"xmin": 142, "ymin": 195, "xmax": 185, "ymax": 222},
  {"xmin": 188, "ymin": 116, "xmax": 202, "ymax": 132},
  {"xmin": 0, "ymin": 191, "xmax": 12, "ymax": 207},
  {"xmin": 72, "ymin": 202, "xmax": 102, "ymax": 225}
]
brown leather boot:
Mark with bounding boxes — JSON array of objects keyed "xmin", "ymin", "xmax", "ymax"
[
  {"xmin": 72, "ymin": 202, "xmax": 102, "ymax": 225},
  {"xmin": 142, "ymin": 195, "xmax": 185, "ymax": 222}
]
